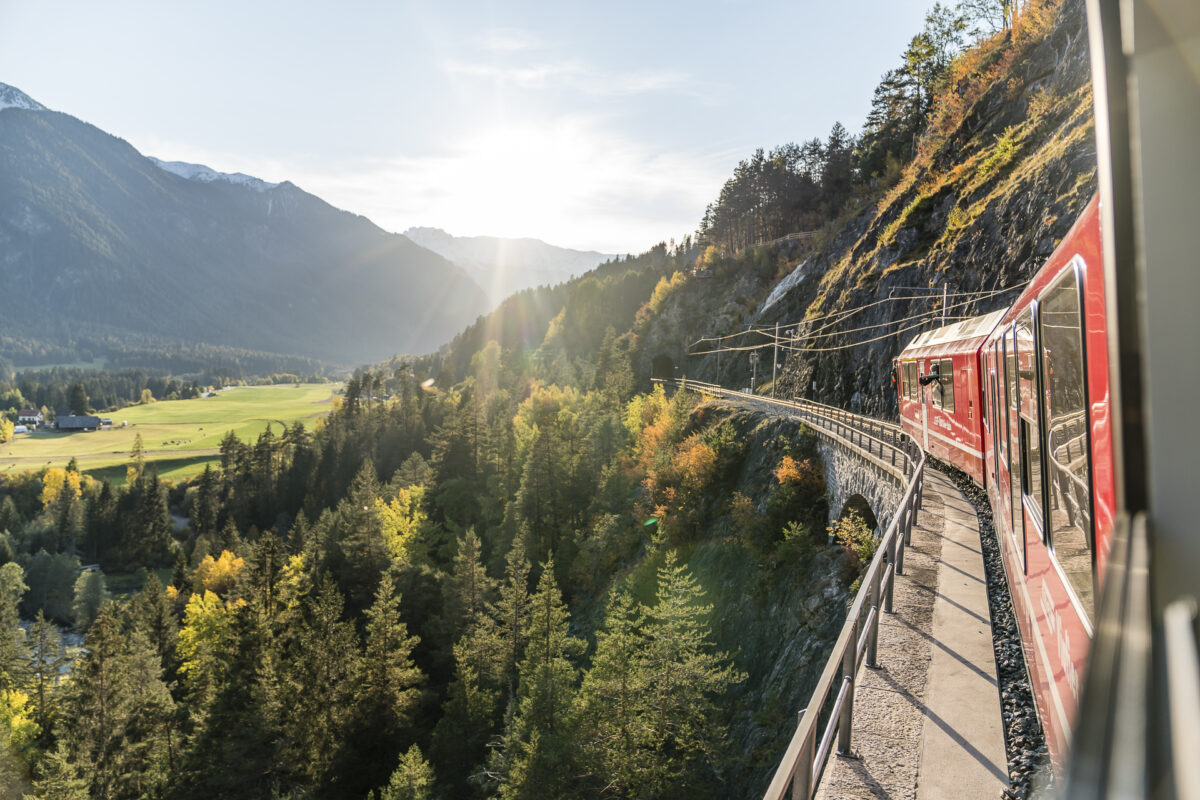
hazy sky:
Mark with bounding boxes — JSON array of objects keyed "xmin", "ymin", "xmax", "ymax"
[{"xmin": 0, "ymin": 0, "xmax": 933, "ymax": 253}]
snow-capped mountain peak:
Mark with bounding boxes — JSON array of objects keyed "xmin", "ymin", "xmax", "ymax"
[
  {"xmin": 0, "ymin": 83, "xmax": 47, "ymax": 112},
  {"xmin": 147, "ymin": 157, "xmax": 279, "ymax": 192}
]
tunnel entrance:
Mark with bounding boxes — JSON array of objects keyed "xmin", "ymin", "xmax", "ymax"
[
  {"xmin": 651, "ymin": 354, "xmax": 677, "ymax": 380},
  {"xmin": 839, "ymin": 494, "xmax": 879, "ymax": 534}
]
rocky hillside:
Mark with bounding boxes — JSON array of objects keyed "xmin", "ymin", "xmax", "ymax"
[{"xmin": 643, "ymin": 0, "xmax": 1095, "ymax": 416}]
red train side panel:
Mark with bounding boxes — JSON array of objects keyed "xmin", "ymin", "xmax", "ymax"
[{"xmin": 894, "ymin": 195, "xmax": 1114, "ymax": 774}]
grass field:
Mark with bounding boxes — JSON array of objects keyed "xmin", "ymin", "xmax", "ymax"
[{"xmin": 0, "ymin": 383, "xmax": 336, "ymax": 484}]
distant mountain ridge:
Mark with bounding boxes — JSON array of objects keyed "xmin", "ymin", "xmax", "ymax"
[
  {"xmin": 403, "ymin": 226, "xmax": 615, "ymax": 303},
  {"xmin": 0, "ymin": 82, "xmax": 489, "ymax": 365}
]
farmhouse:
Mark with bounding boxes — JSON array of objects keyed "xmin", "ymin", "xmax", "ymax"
[
  {"xmin": 56, "ymin": 415, "xmax": 101, "ymax": 432},
  {"xmin": 17, "ymin": 409, "xmax": 42, "ymax": 426}
]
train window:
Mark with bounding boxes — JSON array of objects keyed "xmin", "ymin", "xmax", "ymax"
[
  {"xmin": 1039, "ymin": 265, "xmax": 1094, "ymax": 622},
  {"xmin": 940, "ymin": 358, "xmax": 955, "ymax": 413},
  {"xmin": 1017, "ymin": 308, "xmax": 1044, "ymax": 524},
  {"xmin": 1005, "ymin": 328, "xmax": 1025, "ymax": 571},
  {"xmin": 903, "ymin": 362, "xmax": 918, "ymax": 401},
  {"xmin": 981, "ymin": 364, "xmax": 988, "ymax": 422}
]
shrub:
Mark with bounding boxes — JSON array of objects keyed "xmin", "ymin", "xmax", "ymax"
[
  {"xmin": 977, "ymin": 125, "xmax": 1020, "ymax": 179},
  {"xmin": 828, "ymin": 510, "xmax": 876, "ymax": 589}
]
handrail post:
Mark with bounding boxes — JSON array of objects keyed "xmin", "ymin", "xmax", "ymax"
[
  {"xmin": 867, "ymin": 569, "xmax": 881, "ymax": 668},
  {"xmin": 838, "ymin": 618, "xmax": 858, "ymax": 755},
  {"xmin": 885, "ymin": 529, "xmax": 897, "ymax": 612},
  {"xmin": 895, "ymin": 506, "xmax": 907, "ymax": 576},
  {"xmin": 905, "ymin": 494, "xmax": 915, "ymax": 546}
]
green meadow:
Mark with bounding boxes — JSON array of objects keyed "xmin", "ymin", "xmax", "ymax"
[{"xmin": 0, "ymin": 383, "xmax": 336, "ymax": 484}]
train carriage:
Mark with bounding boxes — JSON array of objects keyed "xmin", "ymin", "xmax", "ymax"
[
  {"xmin": 895, "ymin": 309, "xmax": 1003, "ymax": 484},
  {"xmin": 894, "ymin": 195, "xmax": 1117, "ymax": 770}
]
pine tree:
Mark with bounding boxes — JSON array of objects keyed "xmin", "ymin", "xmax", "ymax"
[
  {"xmin": 127, "ymin": 573, "xmax": 179, "ymax": 678},
  {"xmin": 641, "ymin": 551, "xmax": 745, "ymax": 797},
  {"xmin": 340, "ymin": 571, "xmax": 426, "ymax": 793},
  {"xmin": 0, "ymin": 562, "xmax": 27, "ymax": 692},
  {"xmin": 495, "ymin": 558, "xmax": 584, "ymax": 799},
  {"xmin": 279, "ymin": 580, "xmax": 361, "ymax": 791},
  {"xmin": 26, "ymin": 742, "xmax": 89, "ymax": 800},
  {"xmin": 26, "ymin": 611, "xmax": 64, "ymax": 740},
  {"xmin": 62, "ymin": 606, "xmax": 175, "ymax": 800},
  {"xmin": 378, "ymin": 744, "xmax": 436, "ymax": 800},
  {"xmin": 191, "ymin": 463, "xmax": 219, "ymax": 537},
  {"xmin": 575, "ymin": 588, "xmax": 651, "ymax": 795},
  {"xmin": 493, "ymin": 530, "xmax": 531, "ymax": 691}
]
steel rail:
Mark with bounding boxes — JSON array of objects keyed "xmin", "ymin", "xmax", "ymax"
[{"xmin": 656, "ymin": 379, "xmax": 925, "ymax": 800}]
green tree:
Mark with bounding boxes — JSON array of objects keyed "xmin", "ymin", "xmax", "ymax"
[
  {"xmin": 0, "ymin": 562, "xmax": 27, "ymax": 691},
  {"xmin": 68, "ymin": 383, "xmax": 89, "ymax": 415},
  {"xmin": 126, "ymin": 573, "xmax": 179, "ymax": 678},
  {"xmin": 575, "ymin": 588, "xmax": 651, "ymax": 795},
  {"xmin": 279, "ymin": 580, "xmax": 361, "ymax": 791},
  {"xmin": 25, "ymin": 742, "xmax": 89, "ymax": 800},
  {"xmin": 72, "ymin": 569, "xmax": 109, "ymax": 630},
  {"xmin": 62, "ymin": 606, "xmax": 174, "ymax": 800},
  {"xmin": 377, "ymin": 744, "xmax": 436, "ymax": 800},
  {"xmin": 494, "ymin": 558, "xmax": 584, "ymax": 800},
  {"xmin": 574, "ymin": 553, "xmax": 745, "ymax": 797},
  {"xmin": 26, "ymin": 611, "xmax": 64, "ymax": 740},
  {"xmin": 640, "ymin": 551, "xmax": 745, "ymax": 796},
  {"xmin": 340, "ymin": 571, "xmax": 425, "ymax": 793}
]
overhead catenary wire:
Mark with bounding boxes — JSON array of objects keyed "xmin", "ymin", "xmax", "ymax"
[
  {"xmin": 687, "ymin": 314, "xmax": 980, "ymax": 356},
  {"xmin": 688, "ymin": 283, "xmax": 1023, "ymax": 349},
  {"xmin": 687, "ymin": 282, "xmax": 1026, "ymax": 356}
]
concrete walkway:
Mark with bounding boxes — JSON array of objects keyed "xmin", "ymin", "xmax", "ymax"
[{"xmin": 815, "ymin": 469, "xmax": 1008, "ymax": 800}]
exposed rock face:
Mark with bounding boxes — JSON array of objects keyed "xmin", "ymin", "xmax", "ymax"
[
  {"xmin": 643, "ymin": 0, "xmax": 1095, "ymax": 418},
  {"xmin": 771, "ymin": 0, "xmax": 1096, "ymax": 417}
]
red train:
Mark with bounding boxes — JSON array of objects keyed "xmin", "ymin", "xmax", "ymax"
[{"xmin": 894, "ymin": 194, "xmax": 1113, "ymax": 770}]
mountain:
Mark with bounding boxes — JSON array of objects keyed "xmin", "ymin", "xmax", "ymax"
[
  {"xmin": 0, "ymin": 83, "xmax": 490, "ymax": 365},
  {"xmin": 403, "ymin": 226, "xmax": 615, "ymax": 303}
]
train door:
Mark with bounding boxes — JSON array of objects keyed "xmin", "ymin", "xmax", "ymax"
[
  {"xmin": 919, "ymin": 360, "xmax": 929, "ymax": 451},
  {"xmin": 1017, "ymin": 305, "xmax": 1045, "ymax": 546},
  {"xmin": 1005, "ymin": 326, "xmax": 1026, "ymax": 572},
  {"xmin": 990, "ymin": 346, "xmax": 1003, "ymax": 499}
]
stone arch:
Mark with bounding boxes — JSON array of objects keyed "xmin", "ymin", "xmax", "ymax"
[
  {"xmin": 839, "ymin": 493, "xmax": 879, "ymax": 534},
  {"xmin": 651, "ymin": 354, "xmax": 677, "ymax": 380}
]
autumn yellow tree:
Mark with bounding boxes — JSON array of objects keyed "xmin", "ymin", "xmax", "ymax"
[{"xmin": 192, "ymin": 550, "xmax": 245, "ymax": 598}]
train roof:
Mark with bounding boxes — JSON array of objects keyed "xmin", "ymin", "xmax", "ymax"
[{"xmin": 897, "ymin": 308, "xmax": 1007, "ymax": 360}]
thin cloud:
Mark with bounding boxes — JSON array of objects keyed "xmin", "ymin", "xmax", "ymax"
[
  {"xmin": 441, "ymin": 57, "xmax": 702, "ymax": 98},
  {"xmin": 478, "ymin": 28, "xmax": 540, "ymax": 54}
]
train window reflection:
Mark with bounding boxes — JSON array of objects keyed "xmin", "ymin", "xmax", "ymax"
[
  {"xmin": 904, "ymin": 362, "xmax": 919, "ymax": 401},
  {"xmin": 1005, "ymin": 329, "xmax": 1024, "ymax": 570},
  {"xmin": 1017, "ymin": 308, "xmax": 1043, "ymax": 521},
  {"xmin": 939, "ymin": 358, "xmax": 955, "ymax": 412},
  {"xmin": 1039, "ymin": 265, "xmax": 1094, "ymax": 622}
]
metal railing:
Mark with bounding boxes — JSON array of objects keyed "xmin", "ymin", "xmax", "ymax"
[{"xmin": 658, "ymin": 379, "xmax": 926, "ymax": 799}]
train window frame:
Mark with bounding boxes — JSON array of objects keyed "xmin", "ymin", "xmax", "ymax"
[
  {"xmin": 990, "ymin": 346, "xmax": 1003, "ymax": 494},
  {"xmin": 1036, "ymin": 258, "xmax": 1096, "ymax": 626},
  {"xmin": 940, "ymin": 358, "xmax": 955, "ymax": 413},
  {"xmin": 903, "ymin": 361, "xmax": 919, "ymax": 402},
  {"xmin": 1004, "ymin": 326, "xmax": 1026, "ymax": 573},
  {"xmin": 1018, "ymin": 305, "xmax": 1045, "ymax": 533}
]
